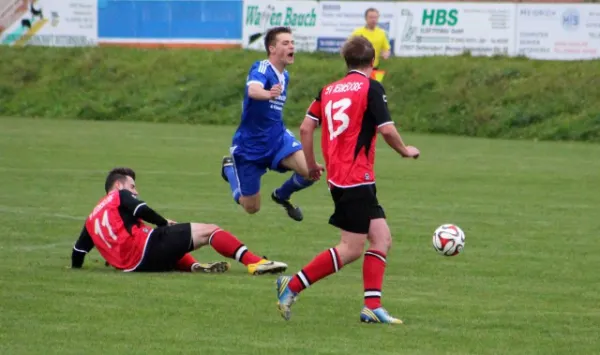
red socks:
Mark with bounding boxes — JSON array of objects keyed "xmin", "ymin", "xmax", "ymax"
[
  {"xmin": 209, "ymin": 229, "xmax": 262, "ymax": 266},
  {"xmin": 177, "ymin": 230, "xmax": 266, "ymax": 271},
  {"xmin": 288, "ymin": 248, "xmax": 342, "ymax": 293},
  {"xmin": 286, "ymin": 247, "xmax": 387, "ymax": 310},
  {"xmin": 363, "ymin": 249, "xmax": 387, "ymax": 309},
  {"xmin": 176, "ymin": 253, "xmax": 198, "ymax": 272}
]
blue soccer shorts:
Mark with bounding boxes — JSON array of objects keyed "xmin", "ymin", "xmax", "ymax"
[{"xmin": 231, "ymin": 129, "xmax": 302, "ymax": 196}]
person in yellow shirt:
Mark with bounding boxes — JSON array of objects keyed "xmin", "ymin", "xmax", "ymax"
[{"xmin": 350, "ymin": 8, "xmax": 391, "ymax": 82}]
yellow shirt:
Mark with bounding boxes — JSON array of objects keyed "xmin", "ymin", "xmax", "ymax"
[{"xmin": 350, "ymin": 27, "xmax": 391, "ymax": 68}]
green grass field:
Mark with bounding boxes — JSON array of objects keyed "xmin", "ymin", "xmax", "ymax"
[{"xmin": 1, "ymin": 117, "xmax": 599, "ymax": 355}]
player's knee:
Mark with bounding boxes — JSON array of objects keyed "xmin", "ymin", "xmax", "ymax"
[
  {"xmin": 368, "ymin": 219, "xmax": 392, "ymax": 252},
  {"xmin": 378, "ymin": 234, "xmax": 393, "ymax": 252},
  {"xmin": 243, "ymin": 204, "xmax": 260, "ymax": 214},
  {"xmin": 190, "ymin": 223, "xmax": 220, "ymax": 247},
  {"xmin": 239, "ymin": 195, "xmax": 261, "ymax": 214}
]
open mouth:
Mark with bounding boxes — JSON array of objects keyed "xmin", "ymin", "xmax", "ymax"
[{"xmin": 287, "ymin": 52, "xmax": 295, "ymax": 59}]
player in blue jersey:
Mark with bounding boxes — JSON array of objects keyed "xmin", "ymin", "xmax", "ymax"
[{"xmin": 221, "ymin": 27, "xmax": 320, "ymax": 221}]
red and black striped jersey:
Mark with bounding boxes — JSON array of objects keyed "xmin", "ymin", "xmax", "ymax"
[
  {"xmin": 82, "ymin": 189, "xmax": 153, "ymax": 270},
  {"xmin": 306, "ymin": 70, "xmax": 394, "ymax": 188}
]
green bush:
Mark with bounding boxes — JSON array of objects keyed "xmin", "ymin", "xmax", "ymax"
[{"xmin": 0, "ymin": 46, "xmax": 598, "ymax": 142}]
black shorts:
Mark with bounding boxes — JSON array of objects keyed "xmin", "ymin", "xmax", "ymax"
[
  {"xmin": 134, "ymin": 223, "xmax": 193, "ymax": 272},
  {"xmin": 328, "ymin": 184, "xmax": 386, "ymax": 234}
]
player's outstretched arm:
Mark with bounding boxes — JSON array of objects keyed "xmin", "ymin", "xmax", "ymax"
[
  {"xmin": 248, "ymin": 82, "xmax": 282, "ymax": 101},
  {"xmin": 71, "ymin": 224, "xmax": 94, "ymax": 269},
  {"xmin": 379, "ymin": 125, "xmax": 419, "ymax": 159},
  {"xmin": 367, "ymin": 79, "xmax": 419, "ymax": 159},
  {"xmin": 119, "ymin": 190, "xmax": 169, "ymax": 227}
]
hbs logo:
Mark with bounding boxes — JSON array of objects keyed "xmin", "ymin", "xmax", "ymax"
[{"xmin": 562, "ymin": 9, "xmax": 579, "ymax": 31}]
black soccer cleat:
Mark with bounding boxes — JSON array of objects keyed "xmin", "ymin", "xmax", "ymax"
[
  {"xmin": 191, "ymin": 261, "xmax": 231, "ymax": 273},
  {"xmin": 221, "ymin": 156, "xmax": 233, "ymax": 182},
  {"xmin": 271, "ymin": 191, "xmax": 304, "ymax": 222}
]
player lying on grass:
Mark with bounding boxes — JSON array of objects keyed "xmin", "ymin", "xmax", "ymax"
[
  {"xmin": 71, "ymin": 167, "xmax": 288, "ymax": 274},
  {"xmin": 275, "ymin": 36, "xmax": 420, "ymax": 324},
  {"xmin": 221, "ymin": 26, "xmax": 318, "ymax": 222}
]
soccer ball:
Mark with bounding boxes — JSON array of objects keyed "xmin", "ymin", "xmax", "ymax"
[{"xmin": 432, "ymin": 224, "xmax": 465, "ymax": 256}]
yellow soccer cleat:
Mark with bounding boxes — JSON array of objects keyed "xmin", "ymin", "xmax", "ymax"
[{"xmin": 247, "ymin": 259, "xmax": 288, "ymax": 275}]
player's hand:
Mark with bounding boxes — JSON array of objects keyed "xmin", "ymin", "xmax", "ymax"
[
  {"xmin": 402, "ymin": 146, "xmax": 420, "ymax": 159},
  {"xmin": 308, "ymin": 163, "xmax": 325, "ymax": 181},
  {"xmin": 167, "ymin": 219, "xmax": 177, "ymax": 226},
  {"xmin": 270, "ymin": 84, "xmax": 283, "ymax": 99}
]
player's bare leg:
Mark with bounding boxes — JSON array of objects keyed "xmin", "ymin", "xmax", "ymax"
[
  {"xmin": 239, "ymin": 193, "xmax": 261, "ymax": 214},
  {"xmin": 360, "ymin": 218, "xmax": 403, "ymax": 324},
  {"xmin": 279, "ymin": 150, "xmax": 311, "ymax": 178},
  {"xmin": 272, "ymin": 150, "xmax": 314, "ymax": 221},
  {"xmin": 189, "ymin": 223, "xmax": 287, "ymax": 275},
  {"xmin": 276, "ymin": 223, "xmax": 401, "ymax": 323},
  {"xmin": 177, "ymin": 223, "xmax": 230, "ymax": 273},
  {"xmin": 276, "ymin": 230, "xmax": 365, "ymax": 320},
  {"xmin": 221, "ymin": 156, "xmax": 261, "ymax": 214}
]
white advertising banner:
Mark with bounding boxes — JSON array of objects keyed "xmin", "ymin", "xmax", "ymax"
[
  {"xmin": 317, "ymin": 1, "xmax": 397, "ymax": 53},
  {"xmin": 242, "ymin": 0, "xmax": 320, "ymax": 52},
  {"xmin": 0, "ymin": 0, "xmax": 97, "ymax": 47},
  {"xmin": 516, "ymin": 4, "xmax": 600, "ymax": 60},
  {"xmin": 394, "ymin": 2, "xmax": 516, "ymax": 57}
]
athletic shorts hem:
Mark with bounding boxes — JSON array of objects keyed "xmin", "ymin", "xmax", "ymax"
[
  {"xmin": 133, "ymin": 223, "xmax": 193, "ymax": 272},
  {"xmin": 328, "ymin": 184, "xmax": 386, "ymax": 235},
  {"xmin": 271, "ymin": 144, "xmax": 302, "ymax": 172}
]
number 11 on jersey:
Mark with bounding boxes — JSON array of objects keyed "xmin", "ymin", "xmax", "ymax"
[{"xmin": 94, "ymin": 210, "xmax": 118, "ymax": 248}]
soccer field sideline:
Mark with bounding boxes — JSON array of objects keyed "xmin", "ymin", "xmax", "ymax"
[{"xmin": 1, "ymin": 117, "xmax": 599, "ymax": 355}]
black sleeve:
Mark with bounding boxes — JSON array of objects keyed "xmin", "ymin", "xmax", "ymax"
[
  {"xmin": 71, "ymin": 224, "xmax": 94, "ymax": 268},
  {"xmin": 119, "ymin": 189, "xmax": 168, "ymax": 227},
  {"xmin": 367, "ymin": 79, "xmax": 393, "ymax": 127},
  {"xmin": 306, "ymin": 88, "xmax": 323, "ymax": 123}
]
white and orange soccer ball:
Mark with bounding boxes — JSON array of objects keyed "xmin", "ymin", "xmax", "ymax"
[{"xmin": 432, "ymin": 224, "xmax": 465, "ymax": 256}]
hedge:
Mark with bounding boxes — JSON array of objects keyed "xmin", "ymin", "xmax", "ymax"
[{"xmin": 1, "ymin": 46, "xmax": 598, "ymax": 141}]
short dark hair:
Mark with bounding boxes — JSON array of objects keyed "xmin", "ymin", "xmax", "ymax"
[
  {"xmin": 365, "ymin": 8, "xmax": 379, "ymax": 18},
  {"xmin": 264, "ymin": 26, "xmax": 292, "ymax": 55},
  {"xmin": 104, "ymin": 167, "xmax": 136, "ymax": 193},
  {"xmin": 342, "ymin": 36, "xmax": 375, "ymax": 70}
]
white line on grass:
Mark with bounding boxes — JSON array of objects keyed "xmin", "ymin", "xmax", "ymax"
[
  {"xmin": 0, "ymin": 167, "xmax": 211, "ymax": 177},
  {"xmin": 0, "ymin": 205, "xmax": 84, "ymax": 220},
  {"xmin": 0, "ymin": 205, "xmax": 79, "ymax": 252},
  {"xmin": 4, "ymin": 242, "xmax": 74, "ymax": 252}
]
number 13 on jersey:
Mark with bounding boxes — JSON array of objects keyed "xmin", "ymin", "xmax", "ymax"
[{"xmin": 324, "ymin": 98, "xmax": 352, "ymax": 140}]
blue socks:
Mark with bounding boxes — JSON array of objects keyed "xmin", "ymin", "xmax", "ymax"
[
  {"xmin": 226, "ymin": 168, "xmax": 312, "ymax": 204},
  {"xmin": 275, "ymin": 173, "xmax": 314, "ymax": 200},
  {"xmin": 224, "ymin": 165, "xmax": 241, "ymax": 204}
]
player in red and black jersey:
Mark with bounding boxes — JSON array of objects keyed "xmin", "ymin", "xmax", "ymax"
[
  {"xmin": 71, "ymin": 167, "xmax": 288, "ymax": 275},
  {"xmin": 275, "ymin": 36, "xmax": 420, "ymax": 324}
]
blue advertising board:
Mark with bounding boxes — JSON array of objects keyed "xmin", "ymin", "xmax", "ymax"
[{"xmin": 97, "ymin": 0, "xmax": 243, "ymax": 46}]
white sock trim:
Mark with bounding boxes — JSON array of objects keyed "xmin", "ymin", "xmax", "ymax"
[
  {"xmin": 297, "ymin": 271, "xmax": 310, "ymax": 288},
  {"xmin": 329, "ymin": 248, "xmax": 340, "ymax": 272},
  {"xmin": 234, "ymin": 245, "xmax": 248, "ymax": 261}
]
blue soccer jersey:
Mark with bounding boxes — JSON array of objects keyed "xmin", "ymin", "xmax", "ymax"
[
  {"xmin": 224, "ymin": 59, "xmax": 307, "ymax": 198},
  {"xmin": 233, "ymin": 60, "xmax": 290, "ymax": 157}
]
